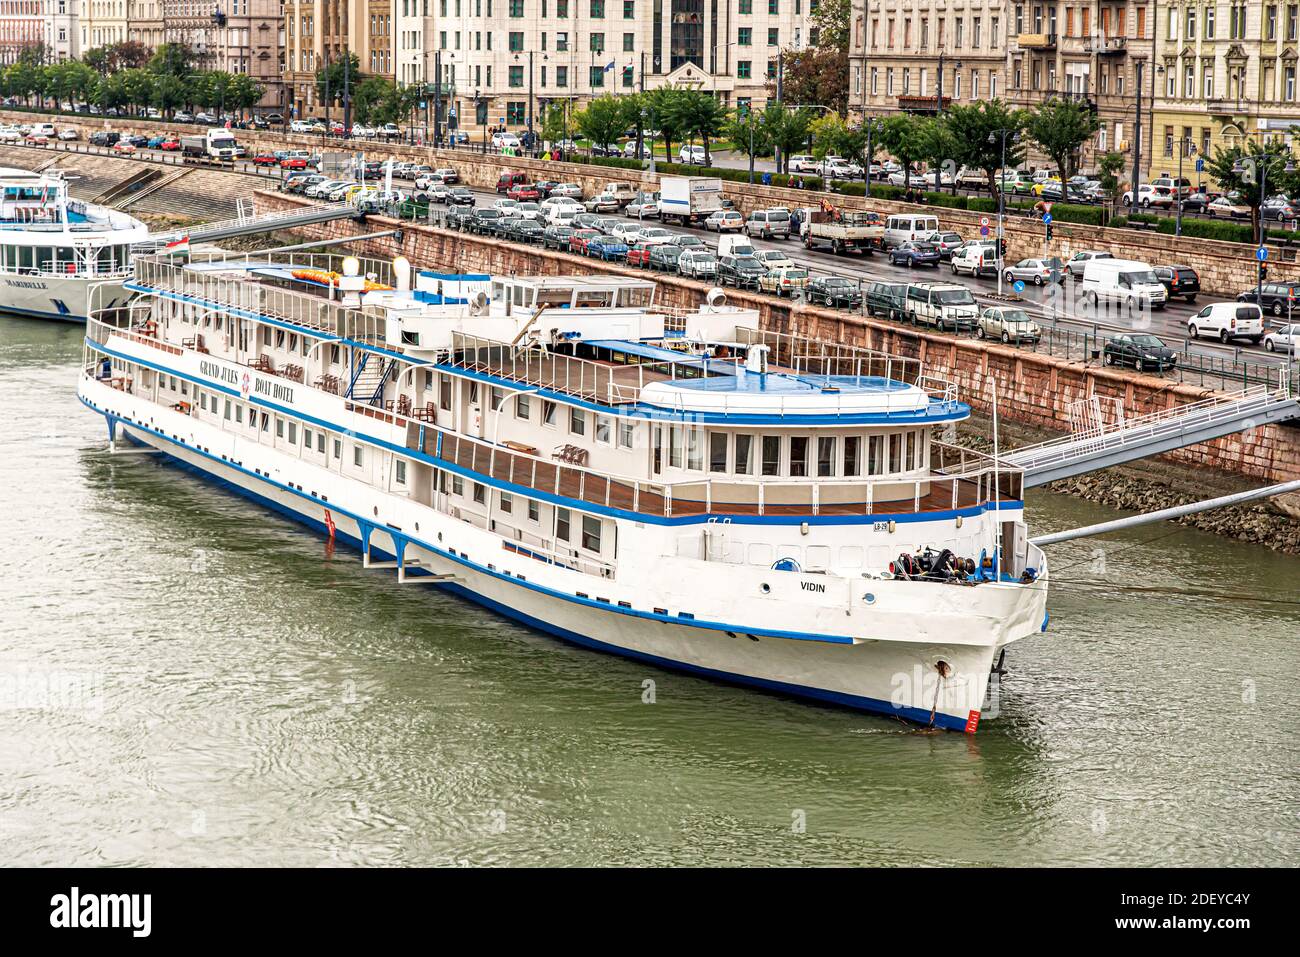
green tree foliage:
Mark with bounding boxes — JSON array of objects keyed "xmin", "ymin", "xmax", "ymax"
[
  {"xmin": 760, "ymin": 104, "xmax": 815, "ymax": 173},
  {"xmin": 352, "ymin": 76, "xmax": 395, "ymax": 125},
  {"xmin": 809, "ymin": 113, "xmax": 866, "ymax": 162},
  {"xmin": 772, "ymin": 46, "xmax": 849, "ymax": 117},
  {"xmin": 314, "ymin": 52, "xmax": 362, "ymax": 110},
  {"xmin": 642, "ymin": 87, "xmax": 686, "ymax": 161},
  {"xmin": 943, "ymin": 100, "xmax": 1028, "ymax": 193},
  {"xmin": 1097, "ymin": 150, "xmax": 1126, "ymax": 207},
  {"xmin": 1205, "ymin": 140, "xmax": 1300, "ymax": 240},
  {"xmin": 811, "ymin": 0, "xmax": 852, "ymax": 50},
  {"xmin": 574, "ymin": 94, "xmax": 627, "ymax": 151},
  {"xmin": 667, "ymin": 90, "xmax": 729, "ymax": 166},
  {"xmin": 724, "ymin": 107, "xmax": 773, "ymax": 159},
  {"xmin": 1024, "ymin": 97, "xmax": 1100, "ymax": 179},
  {"xmin": 147, "ymin": 42, "xmax": 195, "ymax": 78},
  {"xmin": 151, "ymin": 74, "xmax": 188, "ymax": 115},
  {"xmin": 878, "ymin": 114, "xmax": 927, "ymax": 189}
]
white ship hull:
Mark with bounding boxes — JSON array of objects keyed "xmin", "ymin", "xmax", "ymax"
[
  {"xmin": 0, "ymin": 269, "xmax": 131, "ymax": 322},
  {"xmin": 81, "ymin": 375, "xmax": 1046, "ymax": 731}
]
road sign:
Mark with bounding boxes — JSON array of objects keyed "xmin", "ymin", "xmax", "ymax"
[
  {"xmin": 980, "ymin": 225, "xmax": 990, "ymax": 236},
  {"xmin": 1013, "ymin": 280, "xmax": 1025, "ymax": 293},
  {"xmin": 1257, "ymin": 246, "xmax": 1269, "ymax": 262},
  {"xmin": 980, "ymin": 216, "xmax": 990, "ymax": 227},
  {"xmin": 1042, "ymin": 213, "xmax": 1053, "ymax": 225},
  {"xmin": 1195, "ymin": 158, "xmax": 1205, "ymax": 172}
]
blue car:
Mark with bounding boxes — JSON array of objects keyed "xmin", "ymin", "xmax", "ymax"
[
  {"xmin": 889, "ymin": 241, "xmax": 942, "ymax": 268},
  {"xmin": 586, "ymin": 235, "xmax": 629, "ymax": 261},
  {"xmin": 147, "ymin": 135, "xmax": 167, "ymax": 149}
]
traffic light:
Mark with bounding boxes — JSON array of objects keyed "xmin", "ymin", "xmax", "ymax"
[
  {"xmin": 1045, "ymin": 223, "xmax": 1053, "ymax": 242},
  {"xmin": 999, "ymin": 238, "xmax": 1008, "ymax": 256},
  {"xmin": 1259, "ymin": 262, "xmax": 1269, "ymax": 282}
]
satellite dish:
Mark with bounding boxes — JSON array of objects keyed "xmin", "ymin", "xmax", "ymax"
[{"xmin": 468, "ymin": 290, "xmax": 488, "ymax": 315}]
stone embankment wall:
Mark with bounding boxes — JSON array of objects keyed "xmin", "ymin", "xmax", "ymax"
[
  {"xmin": 5, "ymin": 107, "xmax": 1297, "ymax": 296},
  {"xmin": 254, "ymin": 189, "xmax": 1300, "ymax": 495}
]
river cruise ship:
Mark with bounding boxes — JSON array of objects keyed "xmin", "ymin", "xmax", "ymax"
[
  {"xmin": 77, "ymin": 250, "xmax": 1048, "ymax": 731},
  {"xmin": 0, "ymin": 167, "xmax": 149, "ymax": 321}
]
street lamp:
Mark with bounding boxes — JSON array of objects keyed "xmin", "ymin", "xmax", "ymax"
[
  {"xmin": 1173, "ymin": 135, "xmax": 1196, "ymax": 238},
  {"xmin": 862, "ymin": 117, "xmax": 883, "ymax": 184},
  {"xmin": 990, "ymin": 128, "xmax": 1021, "ymax": 296},
  {"xmin": 936, "ymin": 53, "xmax": 961, "ymax": 116}
]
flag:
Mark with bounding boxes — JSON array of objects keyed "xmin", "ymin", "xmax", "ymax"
[
  {"xmin": 605, "ymin": 62, "xmax": 615, "ymax": 72},
  {"xmin": 164, "ymin": 236, "xmax": 190, "ymax": 255}
]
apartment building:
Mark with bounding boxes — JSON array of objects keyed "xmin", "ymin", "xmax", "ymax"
[
  {"xmin": 283, "ymin": 1, "xmax": 396, "ymax": 118},
  {"xmin": 45, "ymin": 0, "xmax": 82, "ymax": 61}
]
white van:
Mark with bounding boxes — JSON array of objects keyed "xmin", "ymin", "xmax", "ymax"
[
  {"xmin": 545, "ymin": 204, "xmax": 579, "ymax": 227},
  {"xmin": 884, "ymin": 214, "xmax": 940, "ymax": 249},
  {"xmin": 717, "ymin": 235, "xmax": 757, "ymax": 258},
  {"xmin": 1081, "ymin": 259, "xmax": 1168, "ymax": 309},
  {"xmin": 1187, "ymin": 302, "xmax": 1264, "ymax": 343},
  {"xmin": 32, "ymin": 122, "xmax": 56, "ymax": 137},
  {"xmin": 905, "ymin": 281, "xmax": 979, "ymax": 332}
]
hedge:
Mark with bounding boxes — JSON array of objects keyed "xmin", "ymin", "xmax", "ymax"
[{"xmin": 579, "ymin": 154, "xmax": 825, "ymax": 189}]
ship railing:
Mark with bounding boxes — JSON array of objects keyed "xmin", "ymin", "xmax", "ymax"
[
  {"xmin": 732, "ymin": 326, "xmax": 925, "ymax": 388},
  {"xmin": 465, "ymin": 514, "xmax": 617, "ymax": 578},
  {"xmin": 36, "ymin": 259, "xmax": 133, "ymax": 279}
]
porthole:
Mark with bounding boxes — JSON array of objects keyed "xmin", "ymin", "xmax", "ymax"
[
  {"xmin": 863, "ymin": 592, "xmax": 876, "ymax": 605},
  {"xmin": 759, "ymin": 583, "xmax": 771, "ymax": 595}
]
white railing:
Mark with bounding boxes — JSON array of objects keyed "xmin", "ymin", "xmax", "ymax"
[{"xmin": 36, "ymin": 259, "xmax": 132, "ymax": 279}]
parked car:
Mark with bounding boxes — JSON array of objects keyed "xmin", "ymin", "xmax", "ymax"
[
  {"xmin": 906, "ymin": 282, "xmax": 979, "ymax": 332},
  {"xmin": 677, "ymin": 249, "xmax": 719, "ymax": 280},
  {"xmin": 1003, "ymin": 258, "xmax": 1061, "ymax": 286},
  {"xmin": 433, "ymin": 167, "xmax": 459, "ymax": 184},
  {"xmin": 1081, "ymin": 259, "xmax": 1168, "ymax": 309},
  {"xmin": 717, "ymin": 254, "xmax": 769, "ymax": 288},
  {"xmin": 888, "ymin": 241, "xmax": 941, "ymax": 268},
  {"xmin": 977, "ymin": 306, "xmax": 1041, "ymax": 344},
  {"xmin": 753, "ymin": 249, "xmax": 795, "ymax": 272},
  {"xmin": 865, "ymin": 281, "xmax": 908, "ymax": 321},
  {"xmin": 704, "ymin": 210, "xmax": 744, "ymax": 232},
  {"xmin": 625, "ymin": 192, "xmax": 661, "ymax": 219},
  {"xmin": 1188, "ymin": 302, "xmax": 1264, "ymax": 344},
  {"xmin": 112, "ymin": 141, "xmax": 136, "ymax": 154},
  {"xmin": 1236, "ymin": 280, "xmax": 1300, "ymax": 317},
  {"xmin": 549, "ymin": 183, "xmax": 583, "ymax": 199},
  {"xmin": 506, "ymin": 219, "xmax": 546, "ymax": 244},
  {"xmin": 1121, "ymin": 184, "xmax": 1176, "ymax": 208},
  {"xmin": 469, "ymin": 208, "xmax": 505, "ymax": 234},
  {"xmin": 586, "ymin": 235, "xmax": 629, "ymax": 261},
  {"xmin": 1263, "ymin": 322, "xmax": 1300, "ymax": 354},
  {"xmin": 568, "ymin": 228, "xmax": 603, "ymax": 255},
  {"xmin": 1207, "ymin": 194, "xmax": 1251, "ymax": 218},
  {"xmin": 806, "ymin": 276, "xmax": 862, "ymax": 309},
  {"xmin": 668, "ymin": 233, "xmax": 707, "ymax": 250},
  {"xmin": 447, "ymin": 187, "xmax": 476, "ymax": 205},
  {"xmin": 1103, "ymin": 334, "xmax": 1179, "ymax": 373},
  {"xmin": 1153, "ymin": 265, "xmax": 1201, "ymax": 303},
  {"xmin": 789, "ymin": 155, "xmax": 819, "ymax": 174},
  {"xmin": 647, "ymin": 244, "xmax": 683, "ymax": 272},
  {"xmin": 758, "ymin": 266, "xmax": 810, "ymax": 297},
  {"xmin": 507, "ymin": 182, "xmax": 542, "ymax": 201},
  {"xmin": 496, "ymin": 171, "xmax": 529, "ymax": 193},
  {"xmin": 57, "ymin": 128, "xmax": 78, "ymax": 141},
  {"xmin": 1262, "ymin": 196, "xmax": 1297, "ymax": 222},
  {"xmin": 542, "ymin": 225, "xmax": 575, "ymax": 250},
  {"xmin": 678, "ymin": 144, "xmax": 707, "ymax": 164}
]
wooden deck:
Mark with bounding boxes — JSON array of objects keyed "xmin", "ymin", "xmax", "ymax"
[{"xmin": 458, "ymin": 352, "xmax": 675, "ymax": 405}]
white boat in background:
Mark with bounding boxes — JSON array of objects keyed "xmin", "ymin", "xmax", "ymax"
[
  {"xmin": 0, "ymin": 167, "xmax": 150, "ymax": 321},
  {"xmin": 78, "ymin": 253, "xmax": 1049, "ymax": 732}
]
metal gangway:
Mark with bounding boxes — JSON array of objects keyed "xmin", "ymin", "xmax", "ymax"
[
  {"xmin": 1007, "ymin": 379, "xmax": 1300, "ymax": 488},
  {"xmin": 135, "ymin": 200, "xmax": 363, "ymax": 253}
]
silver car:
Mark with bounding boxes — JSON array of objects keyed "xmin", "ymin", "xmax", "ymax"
[
  {"xmin": 677, "ymin": 250, "xmax": 719, "ymax": 279},
  {"xmin": 978, "ymin": 306, "xmax": 1042, "ymax": 344},
  {"xmin": 550, "ymin": 183, "xmax": 583, "ymax": 198},
  {"xmin": 1003, "ymin": 258, "xmax": 1060, "ymax": 286}
]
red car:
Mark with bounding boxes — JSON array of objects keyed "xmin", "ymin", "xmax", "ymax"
[
  {"xmin": 507, "ymin": 183, "xmax": 541, "ymax": 201},
  {"xmin": 159, "ymin": 139, "xmax": 181, "ymax": 151},
  {"xmin": 251, "ymin": 153, "xmax": 279, "ymax": 166},
  {"xmin": 568, "ymin": 229, "xmax": 601, "ymax": 255},
  {"xmin": 280, "ymin": 156, "xmax": 309, "ymax": 169},
  {"xmin": 625, "ymin": 246, "xmax": 652, "ymax": 267},
  {"xmin": 496, "ymin": 171, "xmax": 528, "ymax": 193}
]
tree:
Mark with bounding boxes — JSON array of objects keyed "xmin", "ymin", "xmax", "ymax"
[
  {"xmin": 668, "ymin": 89, "xmax": 728, "ymax": 166},
  {"xmin": 353, "ymin": 76, "xmax": 395, "ymax": 125},
  {"xmin": 643, "ymin": 87, "xmax": 686, "ymax": 162},
  {"xmin": 943, "ymin": 100, "xmax": 1028, "ymax": 193},
  {"xmin": 45, "ymin": 61, "xmax": 96, "ymax": 110},
  {"xmin": 151, "ymin": 74, "xmax": 187, "ymax": 116},
  {"xmin": 148, "ymin": 42, "xmax": 195, "ymax": 78},
  {"xmin": 760, "ymin": 104, "xmax": 814, "ymax": 173},
  {"xmin": 121, "ymin": 69, "xmax": 155, "ymax": 113},
  {"xmin": 113, "ymin": 41, "xmax": 152, "ymax": 70},
  {"xmin": 1025, "ymin": 98, "xmax": 1100, "ymax": 179},
  {"xmin": 541, "ymin": 103, "xmax": 567, "ymax": 145},
  {"xmin": 724, "ymin": 107, "xmax": 773, "ymax": 159},
  {"xmin": 93, "ymin": 72, "xmax": 130, "ymax": 112},
  {"xmin": 811, "ymin": 0, "xmax": 851, "ymax": 50},
  {"xmin": 1097, "ymin": 150, "xmax": 1126, "ymax": 210},
  {"xmin": 771, "ymin": 46, "xmax": 849, "ymax": 117},
  {"xmin": 228, "ymin": 73, "xmax": 265, "ymax": 115},
  {"xmin": 809, "ymin": 113, "xmax": 865, "ymax": 162},
  {"xmin": 315, "ymin": 52, "xmax": 362, "ymax": 111},
  {"xmin": 1206, "ymin": 141, "xmax": 1300, "ymax": 241},
  {"xmin": 878, "ymin": 114, "xmax": 927, "ymax": 190},
  {"xmin": 574, "ymin": 94, "xmax": 626, "ymax": 152},
  {"xmin": 83, "ymin": 46, "xmax": 113, "ymax": 75}
]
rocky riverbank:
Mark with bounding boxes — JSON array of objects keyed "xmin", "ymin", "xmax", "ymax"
[{"xmin": 955, "ymin": 419, "xmax": 1300, "ymax": 556}]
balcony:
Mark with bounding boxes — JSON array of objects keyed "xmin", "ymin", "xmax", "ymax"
[
  {"xmin": 1017, "ymin": 32, "xmax": 1058, "ymax": 50},
  {"xmin": 897, "ymin": 94, "xmax": 950, "ymax": 114},
  {"xmin": 1093, "ymin": 36, "xmax": 1127, "ymax": 55}
]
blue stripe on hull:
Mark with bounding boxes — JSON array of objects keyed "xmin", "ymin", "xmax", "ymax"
[
  {"xmin": 99, "ymin": 407, "xmax": 972, "ymax": 731},
  {"xmin": 1, "ymin": 305, "xmax": 87, "ymax": 323}
]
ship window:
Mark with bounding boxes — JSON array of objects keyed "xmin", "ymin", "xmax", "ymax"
[
  {"xmin": 595, "ymin": 414, "xmax": 612, "ymax": 444},
  {"xmin": 686, "ymin": 429, "xmax": 703, "ymax": 471},
  {"xmin": 452, "ymin": 474, "xmax": 464, "ymax": 495},
  {"xmin": 789, "ymin": 437, "xmax": 809, "ymax": 477},
  {"xmin": 618, "ymin": 418, "xmax": 634, "ymax": 449},
  {"xmin": 223, "ymin": 399, "xmax": 231, "ymax": 420},
  {"xmin": 499, "ymin": 491, "xmax": 512, "ymax": 512},
  {"xmin": 556, "ymin": 507, "xmax": 571, "ymax": 541},
  {"xmin": 440, "ymin": 375, "xmax": 453, "ymax": 410},
  {"xmin": 469, "ymin": 382, "xmax": 479, "ymax": 402},
  {"xmin": 734, "ymin": 434, "xmax": 754, "ymax": 475},
  {"xmin": 761, "ymin": 435, "xmax": 781, "ymax": 476},
  {"xmin": 304, "ymin": 427, "xmax": 313, "ymax": 446},
  {"xmin": 668, "ymin": 427, "xmax": 683, "ymax": 468},
  {"xmin": 569, "ymin": 407, "xmax": 586, "ymax": 436},
  {"xmin": 868, "ymin": 435, "xmax": 884, "ymax": 474},
  {"xmin": 516, "ymin": 394, "xmax": 530, "ymax": 419},
  {"xmin": 276, "ymin": 418, "xmax": 285, "ymax": 438},
  {"xmin": 709, "ymin": 432, "xmax": 728, "ymax": 472},
  {"xmin": 843, "ymin": 436, "xmax": 861, "ymax": 477},
  {"xmin": 331, "ymin": 345, "xmax": 342, "ymax": 366},
  {"xmin": 653, "ymin": 426, "xmax": 663, "ymax": 473},
  {"xmin": 333, "ymin": 438, "xmax": 340, "ymax": 456},
  {"xmin": 396, "ymin": 460, "xmax": 408, "ymax": 484},
  {"xmin": 581, "ymin": 515, "xmax": 602, "ymax": 552},
  {"xmin": 317, "ymin": 433, "xmax": 325, "ymax": 453},
  {"xmin": 906, "ymin": 430, "xmax": 917, "ymax": 470},
  {"xmin": 817, "ymin": 437, "xmax": 836, "ymax": 477},
  {"xmin": 288, "ymin": 422, "xmax": 298, "ymax": 444},
  {"xmin": 542, "ymin": 400, "xmax": 557, "ymax": 427},
  {"xmin": 888, "ymin": 433, "xmax": 902, "ymax": 473},
  {"xmin": 261, "ymin": 414, "xmax": 269, "ymax": 432},
  {"xmin": 491, "ymin": 387, "xmax": 505, "ymax": 410},
  {"xmin": 234, "ymin": 405, "xmax": 243, "ymax": 424},
  {"xmin": 354, "ymin": 445, "xmax": 363, "ymax": 466},
  {"xmin": 473, "ymin": 482, "xmax": 486, "ymax": 504},
  {"xmin": 289, "ymin": 333, "xmax": 298, "ymax": 352}
]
